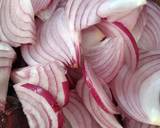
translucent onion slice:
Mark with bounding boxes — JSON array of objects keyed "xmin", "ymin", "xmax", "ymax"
[
  {"xmin": 12, "ymin": 62, "xmax": 69, "ymax": 106},
  {"xmin": 14, "ymin": 83, "xmax": 64, "ymax": 128}
]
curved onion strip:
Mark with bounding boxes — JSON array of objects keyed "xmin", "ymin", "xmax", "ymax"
[
  {"xmin": 31, "ymin": 0, "xmax": 52, "ymax": 14},
  {"xmin": 113, "ymin": 21, "xmax": 139, "ymax": 70},
  {"xmin": 118, "ymin": 7, "xmax": 142, "ymax": 31},
  {"xmin": 0, "ymin": 0, "xmax": 36, "ymax": 47},
  {"xmin": 82, "ymin": 25, "xmax": 125, "ymax": 83},
  {"xmin": 97, "ymin": 21, "xmax": 138, "ymax": 70},
  {"xmin": 14, "ymin": 83, "xmax": 63, "ymax": 128},
  {"xmin": 134, "ymin": 1, "xmax": 160, "ymax": 50},
  {"xmin": 12, "ymin": 63, "xmax": 69, "ymax": 106},
  {"xmin": 112, "ymin": 50, "xmax": 160, "ymax": 126},
  {"xmin": 65, "ymin": 0, "xmax": 146, "ymax": 31},
  {"xmin": 76, "ymin": 79, "xmax": 122, "ymax": 128},
  {"xmin": 0, "ymin": 42, "xmax": 16, "ymax": 111},
  {"xmin": 62, "ymin": 91, "xmax": 92, "ymax": 128},
  {"xmin": 22, "ymin": 8, "xmax": 80, "ymax": 67},
  {"xmin": 123, "ymin": 118, "xmax": 160, "ymax": 128},
  {"xmin": 83, "ymin": 60, "xmax": 118, "ymax": 114},
  {"xmin": 97, "ymin": 0, "xmax": 146, "ymax": 22}
]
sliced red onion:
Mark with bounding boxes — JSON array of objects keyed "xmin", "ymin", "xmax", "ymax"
[
  {"xmin": 0, "ymin": 0, "xmax": 36, "ymax": 47},
  {"xmin": 31, "ymin": 0, "xmax": 52, "ymax": 14},
  {"xmin": 65, "ymin": 0, "xmax": 146, "ymax": 31},
  {"xmin": 12, "ymin": 62, "xmax": 69, "ymax": 106},
  {"xmin": 82, "ymin": 24, "xmax": 125, "ymax": 83},
  {"xmin": 14, "ymin": 83, "xmax": 64, "ymax": 128},
  {"xmin": 113, "ymin": 21, "xmax": 139, "ymax": 70},
  {"xmin": 111, "ymin": 50, "xmax": 160, "ymax": 126},
  {"xmin": 76, "ymin": 79, "xmax": 122, "ymax": 128},
  {"xmin": 118, "ymin": 7, "xmax": 143, "ymax": 31},
  {"xmin": 123, "ymin": 118, "xmax": 160, "ymax": 128},
  {"xmin": 21, "ymin": 8, "xmax": 80, "ymax": 67},
  {"xmin": 83, "ymin": 60, "xmax": 118, "ymax": 114},
  {"xmin": 62, "ymin": 91, "xmax": 93, "ymax": 128},
  {"xmin": 0, "ymin": 42, "xmax": 16, "ymax": 111},
  {"xmin": 97, "ymin": 0, "xmax": 146, "ymax": 22},
  {"xmin": 133, "ymin": 1, "xmax": 160, "ymax": 50}
]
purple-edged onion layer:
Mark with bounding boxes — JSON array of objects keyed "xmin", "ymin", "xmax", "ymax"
[
  {"xmin": 82, "ymin": 24, "xmax": 125, "ymax": 83},
  {"xmin": 14, "ymin": 83, "xmax": 64, "ymax": 128},
  {"xmin": 76, "ymin": 79, "xmax": 122, "ymax": 128},
  {"xmin": 83, "ymin": 60, "xmax": 118, "ymax": 114},
  {"xmin": 12, "ymin": 62, "xmax": 69, "ymax": 106},
  {"xmin": 65, "ymin": 0, "xmax": 146, "ymax": 31}
]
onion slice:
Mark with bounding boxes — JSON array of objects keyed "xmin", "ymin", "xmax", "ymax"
[
  {"xmin": 21, "ymin": 8, "xmax": 80, "ymax": 67},
  {"xmin": 0, "ymin": 0, "xmax": 36, "ymax": 47},
  {"xmin": 12, "ymin": 62, "xmax": 69, "ymax": 106},
  {"xmin": 14, "ymin": 83, "xmax": 64, "ymax": 128},
  {"xmin": 133, "ymin": 1, "xmax": 160, "ymax": 50},
  {"xmin": 82, "ymin": 24, "xmax": 125, "ymax": 83},
  {"xmin": 62, "ymin": 91, "xmax": 92, "ymax": 128},
  {"xmin": 83, "ymin": 60, "xmax": 118, "ymax": 114},
  {"xmin": 76, "ymin": 79, "xmax": 122, "ymax": 128},
  {"xmin": 112, "ymin": 50, "xmax": 160, "ymax": 126}
]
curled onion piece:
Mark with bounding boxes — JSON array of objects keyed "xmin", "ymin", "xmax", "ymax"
[
  {"xmin": 0, "ymin": 0, "xmax": 36, "ymax": 47},
  {"xmin": 113, "ymin": 21, "xmax": 139, "ymax": 70},
  {"xmin": 12, "ymin": 62, "xmax": 69, "ymax": 106},
  {"xmin": 0, "ymin": 42, "xmax": 16, "ymax": 111},
  {"xmin": 76, "ymin": 79, "xmax": 122, "ymax": 128},
  {"xmin": 31, "ymin": 0, "xmax": 52, "ymax": 14},
  {"xmin": 22, "ymin": 8, "xmax": 80, "ymax": 67},
  {"xmin": 14, "ymin": 83, "xmax": 64, "ymax": 128},
  {"xmin": 83, "ymin": 60, "xmax": 118, "ymax": 114},
  {"xmin": 132, "ymin": 1, "xmax": 160, "ymax": 50},
  {"xmin": 98, "ymin": 21, "xmax": 138, "ymax": 70},
  {"xmin": 82, "ymin": 24, "xmax": 125, "ymax": 83},
  {"xmin": 123, "ymin": 118, "xmax": 160, "ymax": 128},
  {"xmin": 62, "ymin": 91, "xmax": 92, "ymax": 128},
  {"xmin": 65, "ymin": 0, "xmax": 146, "ymax": 31},
  {"xmin": 112, "ymin": 50, "xmax": 160, "ymax": 126}
]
